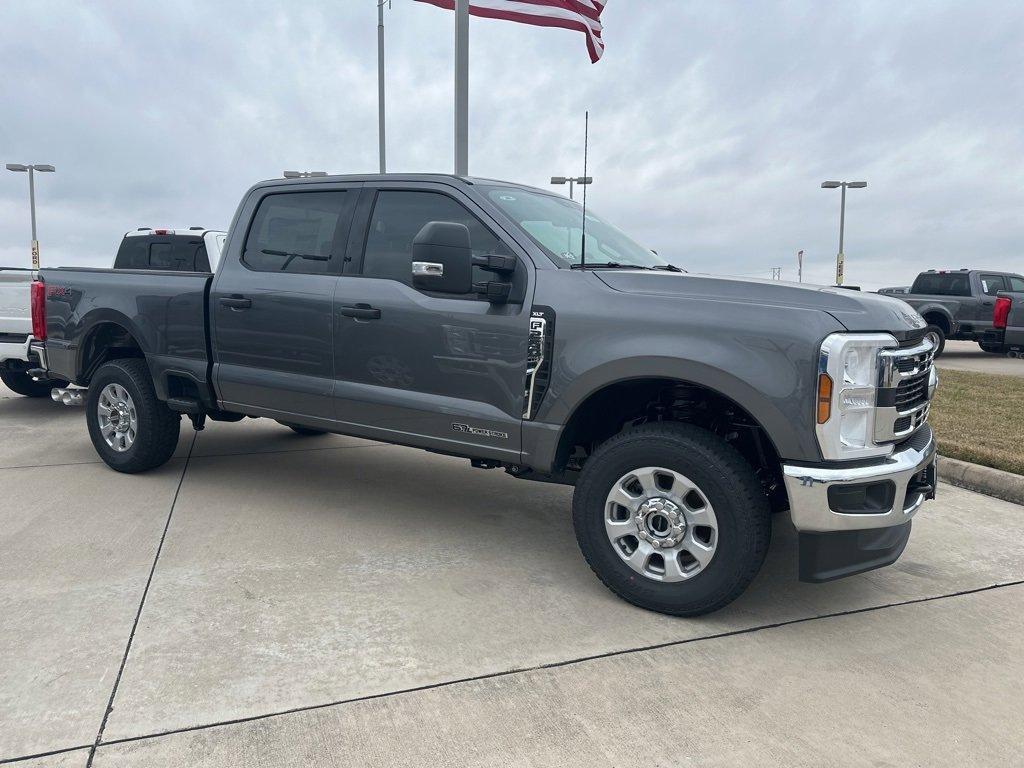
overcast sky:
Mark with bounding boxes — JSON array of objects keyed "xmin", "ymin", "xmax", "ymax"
[{"xmin": 2, "ymin": 1, "xmax": 1022, "ymax": 288}]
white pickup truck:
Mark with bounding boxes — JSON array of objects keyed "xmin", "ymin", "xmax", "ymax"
[{"xmin": 0, "ymin": 268, "xmax": 65, "ymax": 396}]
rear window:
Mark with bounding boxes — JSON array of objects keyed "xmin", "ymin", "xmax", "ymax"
[
  {"xmin": 114, "ymin": 235, "xmax": 208, "ymax": 272},
  {"xmin": 910, "ymin": 273, "xmax": 971, "ymax": 296},
  {"xmin": 242, "ymin": 191, "xmax": 350, "ymax": 274}
]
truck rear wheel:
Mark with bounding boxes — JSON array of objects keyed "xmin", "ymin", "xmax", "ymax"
[
  {"xmin": 979, "ymin": 342, "xmax": 1006, "ymax": 354},
  {"xmin": 572, "ymin": 422, "xmax": 770, "ymax": 616},
  {"xmin": 86, "ymin": 359, "xmax": 180, "ymax": 473},
  {"xmin": 0, "ymin": 369, "xmax": 63, "ymax": 398},
  {"xmin": 277, "ymin": 421, "xmax": 328, "ymax": 436}
]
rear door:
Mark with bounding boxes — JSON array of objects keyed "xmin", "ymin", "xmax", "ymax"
[
  {"xmin": 211, "ymin": 184, "xmax": 360, "ymax": 420},
  {"xmin": 331, "ymin": 182, "xmax": 532, "ymax": 462},
  {"xmin": 976, "ymin": 273, "xmax": 1007, "ymax": 327}
]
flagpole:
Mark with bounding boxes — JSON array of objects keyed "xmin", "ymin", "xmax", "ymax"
[
  {"xmin": 454, "ymin": 0, "xmax": 469, "ymax": 175},
  {"xmin": 377, "ymin": 0, "xmax": 387, "ymax": 173}
]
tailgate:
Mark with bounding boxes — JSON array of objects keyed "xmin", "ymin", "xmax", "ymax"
[{"xmin": 0, "ymin": 268, "xmax": 34, "ymax": 338}]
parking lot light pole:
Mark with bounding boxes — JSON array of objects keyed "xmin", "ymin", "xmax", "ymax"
[
  {"xmin": 821, "ymin": 180, "xmax": 866, "ymax": 285},
  {"xmin": 550, "ymin": 175, "xmax": 593, "ymax": 200},
  {"xmin": 6, "ymin": 163, "xmax": 55, "ymax": 269}
]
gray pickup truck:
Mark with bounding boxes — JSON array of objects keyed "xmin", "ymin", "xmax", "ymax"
[
  {"xmin": 901, "ymin": 269, "xmax": 1024, "ymax": 354},
  {"xmin": 981, "ymin": 290, "xmax": 1024, "ymax": 355},
  {"xmin": 31, "ymin": 174, "xmax": 939, "ymax": 616}
]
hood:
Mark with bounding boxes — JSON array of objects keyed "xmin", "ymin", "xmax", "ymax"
[{"xmin": 595, "ymin": 271, "xmax": 928, "ymax": 339}]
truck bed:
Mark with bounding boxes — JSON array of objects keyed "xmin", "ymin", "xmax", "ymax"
[{"xmin": 40, "ymin": 267, "xmax": 213, "ymax": 400}]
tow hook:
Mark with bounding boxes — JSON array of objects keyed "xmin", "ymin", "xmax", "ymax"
[{"xmin": 51, "ymin": 388, "xmax": 85, "ymax": 406}]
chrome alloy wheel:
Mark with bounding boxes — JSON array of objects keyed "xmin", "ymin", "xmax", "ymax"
[
  {"xmin": 97, "ymin": 383, "xmax": 138, "ymax": 453},
  {"xmin": 604, "ymin": 466, "xmax": 719, "ymax": 582}
]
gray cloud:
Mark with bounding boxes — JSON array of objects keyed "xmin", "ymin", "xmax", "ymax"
[{"xmin": 2, "ymin": 0, "xmax": 1022, "ymax": 289}]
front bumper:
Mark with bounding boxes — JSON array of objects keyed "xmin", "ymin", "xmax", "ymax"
[{"xmin": 782, "ymin": 426, "xmax": 937, "ymax": 582}]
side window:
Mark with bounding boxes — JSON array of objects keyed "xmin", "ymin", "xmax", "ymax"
[
  {"xmin": 980, "ymin": 274, "xmax": 1006, "ymax": 296},
  {"xmin": 243, "ymin": 191, "xmax": 349, "ymax": 274},
  {"xmin": 1009, "ymin": 277, "xmax": 1024, "ymax": 292},
  {"xmin": 361, "ymin": 190, "xmax": 502, "ymax": 287}
]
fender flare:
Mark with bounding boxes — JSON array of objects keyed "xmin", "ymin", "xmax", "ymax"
[{"xmin": 535, "ymin": 355, "xmax": 815, "ymax": 469}]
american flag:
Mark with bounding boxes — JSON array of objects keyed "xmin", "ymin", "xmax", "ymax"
[{"xmin": 414, "ymin": 0, "xmax": 609, "ymax": 62}]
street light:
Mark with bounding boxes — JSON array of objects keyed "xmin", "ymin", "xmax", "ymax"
[
  {"xmin": 821, "ymin": 180, "xmax": 867, "ymax": 285},
  {"xmin": 550, "ymin": 175, "xmax": 592, "ymax": 200},
  {"xmin": 6, "ymin": 163, "xmax": 56, "ymax": 269},
  {"xmin": 283, "ymin": 170, "xmax": 328, "ymax": 178}
]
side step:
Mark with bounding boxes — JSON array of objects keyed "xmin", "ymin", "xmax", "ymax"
[{"xmin": 166, "ymin": 397, "xmax": 203, "ymax": 415}]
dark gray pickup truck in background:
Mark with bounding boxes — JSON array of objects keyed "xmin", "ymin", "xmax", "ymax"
[
  {"xmin": 31, "ymin": 174, "xmax": 939, "ymax": 616},
  {"xmin": 901, "ymin": 269, "xmax": 1024, "ymax": 354},
  {"xmin": 982, "ymin": 290, "xmax": 1024, "ymax": 355}
]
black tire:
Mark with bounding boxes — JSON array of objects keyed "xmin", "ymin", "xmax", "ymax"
[
  {"xmin": 0, "ymin": 369, "xmax": 63, "ymax": 398},
  {"xmin": 979, "ymin": 342, "xmax": 1006, "ymax": 354},
  {"xmin": 572, "ymin": 422, "xmax": 770, "ymax": 617},
  {"xmin": 86, "ymin": 359, "xmax": 180, "ymax": 473},
  {"xmin": 278, "ymin": 421, "xmax": 327, "ymax": 436},
  {"xmin": 923, "ymin": 324, "xmax": 946, "ymax": 356}
]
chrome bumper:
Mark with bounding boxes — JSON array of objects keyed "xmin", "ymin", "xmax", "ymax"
[
  {"xmin": 783, "ymin": 430, "xmax": 937, "ymax": 533},
  {"xmin": 0, "ymin": 335, "xmax": 33, "ymax": 365}
]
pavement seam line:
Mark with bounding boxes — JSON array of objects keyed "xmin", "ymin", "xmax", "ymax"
[
  {"xmin": 83, "ymin": 432, "xmax": 198, "ymax": 768},
  {"xmin": 0, "ymin": 438, "xmax": 388, "ymax": 473},
  {"xmin": 86, "ymin": 577, "xmax": 1024, "ymax": 754},
  {"xmin": 0, "ymin": 744, "xmax": 92, "ymax": 766}
]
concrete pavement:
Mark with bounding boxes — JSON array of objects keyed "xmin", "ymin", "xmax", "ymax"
[
  {"xmin": 3, "ymin": 380, "xmax": 1023, "ymax": 766},
  {"xmin": 936, "ymin": 340, "xmax": 1024, "ymax": 376}
]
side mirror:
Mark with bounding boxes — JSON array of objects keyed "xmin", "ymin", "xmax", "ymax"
[{"xmin": 411, "ymin": 221, "xmax": 473, "ymax": 294}]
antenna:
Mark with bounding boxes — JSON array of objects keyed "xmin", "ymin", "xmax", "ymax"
[{"xmin": 580, "ymin": 110, "xmax": 589, "ymax": 268}]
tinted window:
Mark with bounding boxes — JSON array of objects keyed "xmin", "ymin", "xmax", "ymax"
[
  {"xmin": 980, "ymin": 274, "xmax": 1006, "ymax": 296},
  {"xmin": 243, "ymin": 191, "xmax": 349, "ymax": 274},
  {"xmin": 362, "ymin": 190, "xmax": 502, "ymax": 286},
  {"xmin": 1009, "ymin": 277, "xmax": 1024, "ymax": 292},
  {"xmin": 910, "ymin": 273, "xmax": 971, "ymax": 296},
  {"xmin": 114, "ymin": 235, "xmax": 203, "ymax": 271},
  {"xmin": 485, "ymin": 186, "xmax": 670, "ymax": 269}
]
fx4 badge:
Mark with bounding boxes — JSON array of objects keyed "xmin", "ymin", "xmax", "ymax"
[{"xmin": 452, "ymin": 423, "xmax": 509, "ymax": 440}]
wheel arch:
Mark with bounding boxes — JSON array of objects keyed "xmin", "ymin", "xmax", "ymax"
[
  {"xmin": 76, "ymin": 312, "xmax": 147, "ymax": 384},
  {"xmin": 916, "ymin": 305, "xmax": 954, "ymax": 334}
]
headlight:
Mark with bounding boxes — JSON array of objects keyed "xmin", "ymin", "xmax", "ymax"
[{"xmin": 815, "ymin": 333, "xmax": 897, "ymax": 460}]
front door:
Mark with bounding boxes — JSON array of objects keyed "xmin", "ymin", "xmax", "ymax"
[
  {"xmin": 332, "ymin": 184, "xmax": 532, "ymax": 463},
  {"xmin": 211, "ymin": 186, "xmax": 359, "ymax": 420}
]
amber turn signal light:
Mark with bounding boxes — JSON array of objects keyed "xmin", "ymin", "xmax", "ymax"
[{"xmin": 816, "ymin": 373, "xmax": 833, "ymax": 424}]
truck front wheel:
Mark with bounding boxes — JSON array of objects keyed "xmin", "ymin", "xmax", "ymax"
[
  {"xmin": 86, "ymin": 359, "xmax": 180, "ymax": 473},
  {"xmin": 572, "ymin": 422, "xmax": 770, "ymax": 616},
  {"xmin": 924, "ymin": 325, "xmax": 946, "ymax": 356}
]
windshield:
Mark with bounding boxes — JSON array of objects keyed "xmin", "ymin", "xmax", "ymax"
[{"xmin": 484, "ymin": 187, "xmax": 669, "ymax": 269}]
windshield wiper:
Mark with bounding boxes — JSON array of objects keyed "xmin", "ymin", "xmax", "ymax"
[
  {"xmin": 261, "ymin": 248, "xmax": 331, "ymax": 269},
  {"xmin": 650, "ymin": 264, "xmax": 685, "ymax": 273},
  {"xmin": 570, "ymin": 261, "xmax": 650, "ymax": 270}
]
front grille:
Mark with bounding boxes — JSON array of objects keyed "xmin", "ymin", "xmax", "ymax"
[
  {"xmin": 874, "ymin": 339, "xmax": 936, "ymax": 444},
  {"xmin": 894, "ymin": 371, "xmax": 930, "ymax": 409}
]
